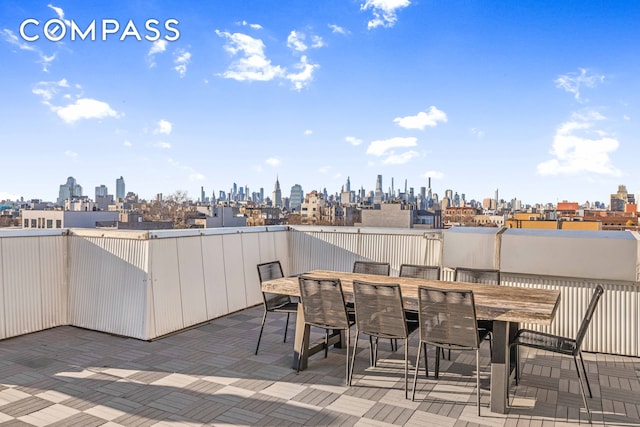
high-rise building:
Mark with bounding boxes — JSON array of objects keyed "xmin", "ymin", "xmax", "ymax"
[
  {"xmin": 290, "ymin": 184, "xmax": 304, "ymax": 212},
  {"xmin": 57, "ymin": 176, "xmax": 82, "ymax": 206},
  {"xmin": 200, "ymin": 186, "xmax": 206, "ymax": 203},
  {"xmin": 374, "ymin": 175, "xmax": 384, "ymax": 205},
  {"xmin": 95, "ymin": 185, "xmax": 108, "ymax": 198},
  {"xmin": 272, "ymin": 177, "xmax": 282, "ymax": 208},
  {"xmin": 116, "ymin": 176, "xmax": 125, "ymax": 201}
]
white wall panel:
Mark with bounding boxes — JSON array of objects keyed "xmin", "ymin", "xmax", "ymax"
[
  {"xmin": 442, "ymin": 227, "xmax": 500, "ymax": 270},
  {"xmin": 273, "ymin": 230, "xmax": 291, "ymax": 276},
  {"xmin": 176, "ymin": 236, "xmax": 208, "ymax": 327},
  {"xmin": 201, "ymin": 234, "xmax": 229, "ymax": 318},
  {"xmin": 502, "ymin": 274, "xmax": 639, "ymax": 357},
  {"xmin": 69, "ymin": 236, "xmax": 148, "ymax": 339},
  {"xmin": 39, "ymin": 236, "xmax": 67, "ymax": 329},
  {"xmin": 0, "ymin": 238, "xmax": 4, "ymax": 339},
  {"xmin": 222, "ymin": 234, "xmax": 247, "ymax": 312},
  {"xmin": 501, "ymin": 229, "xmax": 639, "ymax": 282},
  {"xmin": 2, "ymin": 236, "xmax": 44, "ymax": 337},
  {"xmin": 241, "ymin": 233, "xmax": 263, "ymax": 307},
  {"xmin": 148, "ymin": 238, "xmax": 184, "ymax": 337}
]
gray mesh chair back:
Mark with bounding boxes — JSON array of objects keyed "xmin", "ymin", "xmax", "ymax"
[
  {"xmin": 454, "ymin": 268, "xmax": 500, "ymax": 285},
  {"xmin": 412, "ymin": 286, "xmax": 483, "ymax": 415},
  {"xmin": 255, "ymin": 261, "xmax": 298, "ymax": 355},
  {"xmin": 297, "ymin": 276, "xmax": 353, "ymax": 383},
  {"xmin": 399, "ymin": 264, "xmax": 440, "ymax": 280},
  {"xmin": 353, "ymin": 261, "xmax": 390, "ymax": 276},
  {"xmin": 349, "ymin": 280, "xmax": 414, "ymax": 397},
  {"xmin": 511, "ymin": 285, "xmax": 604, "ymax": 421}
]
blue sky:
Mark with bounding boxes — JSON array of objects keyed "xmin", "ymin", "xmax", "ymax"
[{"xmin": 2, "ymin": 1, "xmax": 639, "ymax": 206}]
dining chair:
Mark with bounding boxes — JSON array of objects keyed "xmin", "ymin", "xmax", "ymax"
[
  {"xmin": 353, "ymin": 260, "xmax": 391, "ymax": 276},
  {"xmin": 399, "ymin": 263, "xmax": 442, "ymax": 358},
  {"xmin": 399, "ymin": 264, "xmax": 441, "ymax": 280},
  {"xmin": 349, "ymin": 280, "xmax": 419, "ymax": 398},
  {"xmin": 296, "ymin": 276, "xmax": 354, "ymax": 384},
  {"xmin": 452, "ymin": 267, "xmax": 499, "ymax": 359},
  {"xmin": 352, "ymin": 260, "xmax": 396, "ymax": 350},
  {"xmin": 255, "ymin": 261, "xmax": 298, "ymax": 355},
  {"xmin": 510, "ymin": 284, "xmax": 604, "ymax": 421},
  {"xmin": 412, "ymin": 286, "xmax": 487, "ymax": 416}
]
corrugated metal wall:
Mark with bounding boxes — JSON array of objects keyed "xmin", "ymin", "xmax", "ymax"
[
  {"xmin": 502, "ymin": 274, "xmax": 639, "ymax": 356},
  {"xmin": 147, "ymin": 227, "xmax": 290, "ymax": 339},
  {"xmin": 0, "ymin": 233, "xmax": 67, "ymax": 339},
  {"xmin": 69, "ymin": 232, "xmax": 150, "ymax": 339},
  {"xmin": 288, "ymin": 227, "xmax": 442, "ymax": 275}
]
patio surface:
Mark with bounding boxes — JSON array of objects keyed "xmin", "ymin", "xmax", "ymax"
[{"xmin": 0, "ymin": 305, "xmax": 638, "ymax": 426}]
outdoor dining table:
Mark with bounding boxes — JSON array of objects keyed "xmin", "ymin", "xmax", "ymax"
[{"xmin": 261, "ymin": 269, "xmax": 561, "ymax": 414}]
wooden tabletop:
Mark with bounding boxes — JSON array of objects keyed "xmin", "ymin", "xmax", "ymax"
[{"xmin": 262, "ymin": 270, "xmax": 561, "ymax": 325}]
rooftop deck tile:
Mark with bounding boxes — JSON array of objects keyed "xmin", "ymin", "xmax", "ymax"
[{"xmin": 0, "ymin": 305, "xmax": 638, "ymax": 425}]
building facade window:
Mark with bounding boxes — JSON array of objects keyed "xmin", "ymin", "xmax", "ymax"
[
  {"xmin": 24, "ymin": 219, "xmax": 29, "ymax": 228},
  {"xmin": 56, "ymin": 220, "xmax": 62, "ymax": 228},
  {"xmin": 31, "ymin": 219, "xmax": 37, "ymax": 228},
  {"xmin": 46, "ymin": 220, "xmax": 53, "ymax": 228}
]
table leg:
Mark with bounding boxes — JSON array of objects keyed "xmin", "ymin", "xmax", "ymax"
[
  {"xmin": 293, "ymin": 303, "xmax": 310, "ymax": 370},
  {"xmin": 490, "ymin": 320, "xmax": 510, "ymax": 413}
]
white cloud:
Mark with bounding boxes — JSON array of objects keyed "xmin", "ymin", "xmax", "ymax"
[
  {"xmin": 394, "ymin": 106, "xmax": 447, "ymax": 130},
  {"xmin": 167, "ymin": 157, "xmax": 205, "ymax": 181},
  {"xmin": 1, "ymin": 29, "xmax": 56, "ymax": 71},
  {"xmin": 123, "ymin": 140, "xmax": 132, "ymax": 147},
  {"xmin": 329, "ymin": 24, "xmax": 349, "ymax": 35},
  {"xmin": 147, "ymin": 40, "xmax": 167, "ymax": 67},
  {"xmin": 216, "ymin": 30, "xmax": 285, "ymax": 82},
  {"xmin": 64, "ymin": 150, "xmax": 78, "ymax": 158},
  {"xmin": 240, "ymin": 20, "xmax": 263, "ymax": 30},
  {"xmin": 422, "ymin": 170, "xmax": 444, "ymax": 179},
  {"xmin": 153, "ymin": 119, "xmax": 173, "ymax": 135},
  {"xmin": 345, "ymin": 136, "xmax": 363, "ymax": 146},
  {"xmin": 383, "ymin": 150, "xmax": 420, "ymax": 165},
  {"xmin": 47, "ymin": 4, "xmax": 71, "ymax": 26},
  {"xmin": 287, "ymin": 31, "xmax": 307, "ymax": 52},
  {"xmin": 537, "ymin": 111, "xmax": 621, "ymax": 177},
  {"xmin": 554, "ymin": 68, "xmax": 604, "ymax": 101},
  {"xmin": 286, "ymin": 55, "xmax": 319, "ymax": 91},
  {"xmin": 366, "ymin": 136, "xmax": 417, "ymax": 156},
  {"xmin": 304, "ymin": 129, "xmax": 313, "ymax": 136},
  {"xmin": 361, "ymin": 0, "xmax": 411, "ymax": 29},
  {"xmin": 153, "ymin": 141, "xmax": 172, "ymax": 149},
  {"xmin": 54, "ymin": 98, "xmax": 121, "ymax": 124},
  {"xmin": 311, "ymin": 35, "xmax": 325, "ymax": 48},
  {"xmin": 470, "ymin": 128, "xmax": 485, "ymax": 139},
  {"xmin": 266, "ymin": 157, "xmax": 281, "ymax": 167},
  {"xmin": 174, "ymin": 49, "xmax": 191, "ymax": 77}
]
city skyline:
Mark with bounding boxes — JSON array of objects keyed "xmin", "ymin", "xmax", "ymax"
[{"xmin": 2, "ymin": 1, "xmax": 640, "ymax": 205}]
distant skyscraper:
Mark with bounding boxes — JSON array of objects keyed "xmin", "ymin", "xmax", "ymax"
[
  {"xmin": 57, "ymin": 176, "xmax": 82, "ymax": 206},
  {"xmin": 116, "ymin": 176, "xmax": 125, "ymax": 201},
  {"xmin": 272, "ymin": 177, "xmax": 282, "ymax": 208},
  {"xmin": 345, "ymin": 176, "xmax": 351, "ymax": 193},
  {"xmin": 95, "ymin": 185, "xmax": 108, "ymax": 198},
  {"xmin": 200, "ymin": 186, "xmax": 206, "ymax": 203},
  {"xmin": 374, "ymin": 175, "xmax": 384, "ymax": 204},
  {"xmin": 290, "ymin": 184, "xmax": 304, "ymax": 212}
]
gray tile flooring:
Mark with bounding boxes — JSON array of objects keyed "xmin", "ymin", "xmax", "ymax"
[{"xmin": 0, "ymin": 305, "xmax": 638, "ymax": 426}]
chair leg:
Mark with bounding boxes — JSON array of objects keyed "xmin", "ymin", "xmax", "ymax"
[
  {"xmin": 514, "ymin": 345, "xmax": 519, "ymax": 385},
  {"xmin": 369, "ymin": 336, "xmax": 375, "ymax": 366},
  {"xmin": 412, "ymin": 341, "xmax": 423, "ymax": 401},
  {"xmin": 404, "ymin": 338, "xmax": 409, "ymax": 399},
  {"xmin": 283, "ymin": 313, "xmax": 290, "ymax": 343},
  {"xmin": 349, "ymin": 329, "xmax": 360, "ymax": 386},
  {"xmin": 324, "ymin": 330, "xmax": 329, "ymax": 358},
  {"xmin": 255, "ymin": 310, "xmax": 268, "ymax": 355},
  {"xmin": 296, "ymin": 332, "xmax": 306, "ymax": 375},
  {"xmin": 476, "ymin": 348, "xmax": 481, "ymax": 416},
  {"xmin": 573, "ymin": 355, "xmax": 592, "ymax": 422},
  {"xmin": 345, "ymin": 328, "xmax": 351, "ymax": 385},
  {"xmin": 435, "ymin": 346, "xmax": 441, "ymax": 379},
  {"xmin": 578, "ymin": 350, "xmax": 593, "ymax": 398},
  {"xmin": 374, "ymin": 337, "xmax": 379, "ymax": 367},
  {"xmin": 422, "ymin": 342, "xmax": 429, "ymax": 378}
]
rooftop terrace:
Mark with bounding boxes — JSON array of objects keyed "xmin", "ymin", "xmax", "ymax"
[
  {"xmin": 1, "ymin": 225, "xmax": 639, "ymax": 425},
  {"xmin": 1, "ymin": 304, "xmax": 639, "ymax": 426}
]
